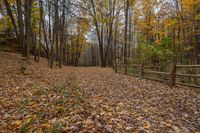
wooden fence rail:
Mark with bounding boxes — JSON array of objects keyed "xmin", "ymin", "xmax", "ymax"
[{"xmin": 115, "ymin": 64, "xmax": 200, "ymax": 88}]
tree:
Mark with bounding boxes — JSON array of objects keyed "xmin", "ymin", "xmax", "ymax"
[
  {"xmin": 1, "ymin": 0, "xmax": 200, "ymax": 69},
  {"xmin": 3, "ymin": 0, "xmax": 19, "ymax": 40}
]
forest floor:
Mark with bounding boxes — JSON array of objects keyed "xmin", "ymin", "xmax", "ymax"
[{"xmin": 0, "ymin": 52, "xmax": 200, "ymax": 133}]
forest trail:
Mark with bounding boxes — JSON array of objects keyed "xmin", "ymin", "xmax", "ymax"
[{"xmin": 0, "ymin": 52, "xmax": 199, "ymax": 132}]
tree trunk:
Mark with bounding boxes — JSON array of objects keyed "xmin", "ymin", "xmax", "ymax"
[
  {"xmin": 59, "ymin": 0, "xmax": 66, "ymax": 68},
  {"xmin": 54, "ymin": 0, "xmax": 59, "ymax": 63},
  {"xmin": 25, "ymin": 0, "xmax": 33, "ymax": 60},
  {"xmin": 3, "ymin": 0, "xmax": 19, "ymax": 40},
  {"xmin": 124, "ymin": 0, "xmax": 129, "ymax": 74},
  {"xmin": 91, "ymin": 0, "xmax": 106, "ymax": 67},
  {"xmin": 16, "ymin": 0, "xmax": 25, "ymax": 57}
]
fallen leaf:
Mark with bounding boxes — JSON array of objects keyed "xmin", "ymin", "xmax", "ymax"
[
  {"xmin": 15, "ymin": 120, "xmax": 22, "ymax": 127},
  {"xmin": 41, "ymin": 124, "xmax": 51, "ymax": 129}
]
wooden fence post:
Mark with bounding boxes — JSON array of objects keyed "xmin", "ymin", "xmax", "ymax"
[
  {"xmin": 141, "ymin": 63, "xmax": 144, "ymax": 78},
  {"xmin": 170, "ymin": 61, "xmax": 176, "ymax": 88}
]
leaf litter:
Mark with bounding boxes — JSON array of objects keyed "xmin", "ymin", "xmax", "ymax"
[{"xmin": 0, "ymin": 52, "xmax": 199, "ymax": 132}]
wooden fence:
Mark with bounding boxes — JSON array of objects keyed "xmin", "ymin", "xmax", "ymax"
[{"xmin": 115, "ymin": 64, "xmax": 200, "ymax": 88}]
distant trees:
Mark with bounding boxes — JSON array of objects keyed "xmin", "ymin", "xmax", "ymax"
[
  {"xmin": 3, "ymin": 0, "xmax": 19, "ymax": 40},
  {"xmin": 81, "ymin": 0, "xmax": 124, "ymax": 67},
  {"xmin": 0, "ymin": 0, "xmax": 200, "ymax": 70},
  {"xmin": 135, "ymin": 0, "xmax": 199, "ymax": 66},
  {"xmin": 1, "ymin": 0, "xmax": 90, "ymax": 69}
]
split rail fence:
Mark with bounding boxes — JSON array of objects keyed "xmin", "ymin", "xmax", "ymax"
[{"xmin": 115, "ymin": 64, "xmax": 200, "ymax": 88}]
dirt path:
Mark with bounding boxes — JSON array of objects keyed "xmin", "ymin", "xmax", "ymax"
[{"xmin": 0, "ymin": 52, "xmax": 199, "ymax": 133}]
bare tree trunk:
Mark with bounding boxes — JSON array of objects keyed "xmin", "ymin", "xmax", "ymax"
[
  {"xmin": 194, "ymin": 21, "xmax": 200, "ymax": 64},
  {"xmin": 37, "ymin": 16, "xmax": 41, "ymax": 63},
  {"xmin": 104, "ymin": 0, "xmax": 116, "ymax": 67},
  {"xmin": 34, "ymin": 34, "xmax": 37, "ymax": 62},
  {"xmin": 47, "ymin": 0, "xmax": 53, "ymax": 68},
  {"xmin": 25, "ymin": 0, "xmax": 33, "ymax": 60},
  {"xmin": 59, "ymin": 0, "xmax": 66, "ymax": 68},
  {"xmin": 54, "ymin": 0, "xmax": 59, "ymax": 64},
  {"xmin": 16, "ymin": 0, "xmax": 25, "ymax": 57},
  {"xmin": 90, "ymin": 0, "xmax": 105, "ymax": 67},
  {"xmin": 124, "ymin": 0, "xmax": 129, "ymax": 74},
  {"xmin": 177, "ymin": 23, "xmax": 183, "ymax": 64},
  {"xmin": 40, "ymin": 0, "xmax": 49, "ymax": 61},
  {"xmin": 113, "ymin": 17, "xmax": 118, "ymax": 70},
  {"xmin": 128, "ymin": 7, "xmax": 132, "ymax": 58}
]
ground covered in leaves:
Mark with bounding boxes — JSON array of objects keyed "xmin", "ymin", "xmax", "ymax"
[{"xmin": 0, "ymin": 52, "xmax": 199, "ymax": 133}]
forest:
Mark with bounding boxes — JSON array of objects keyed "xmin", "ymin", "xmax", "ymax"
[
  {"xmin": 0, "ymin": 0, "xmax": 200, "ymax": 132},
  {"xmin": 0, "ymin": 0, "xmax": 199, "ymax": 68}
]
